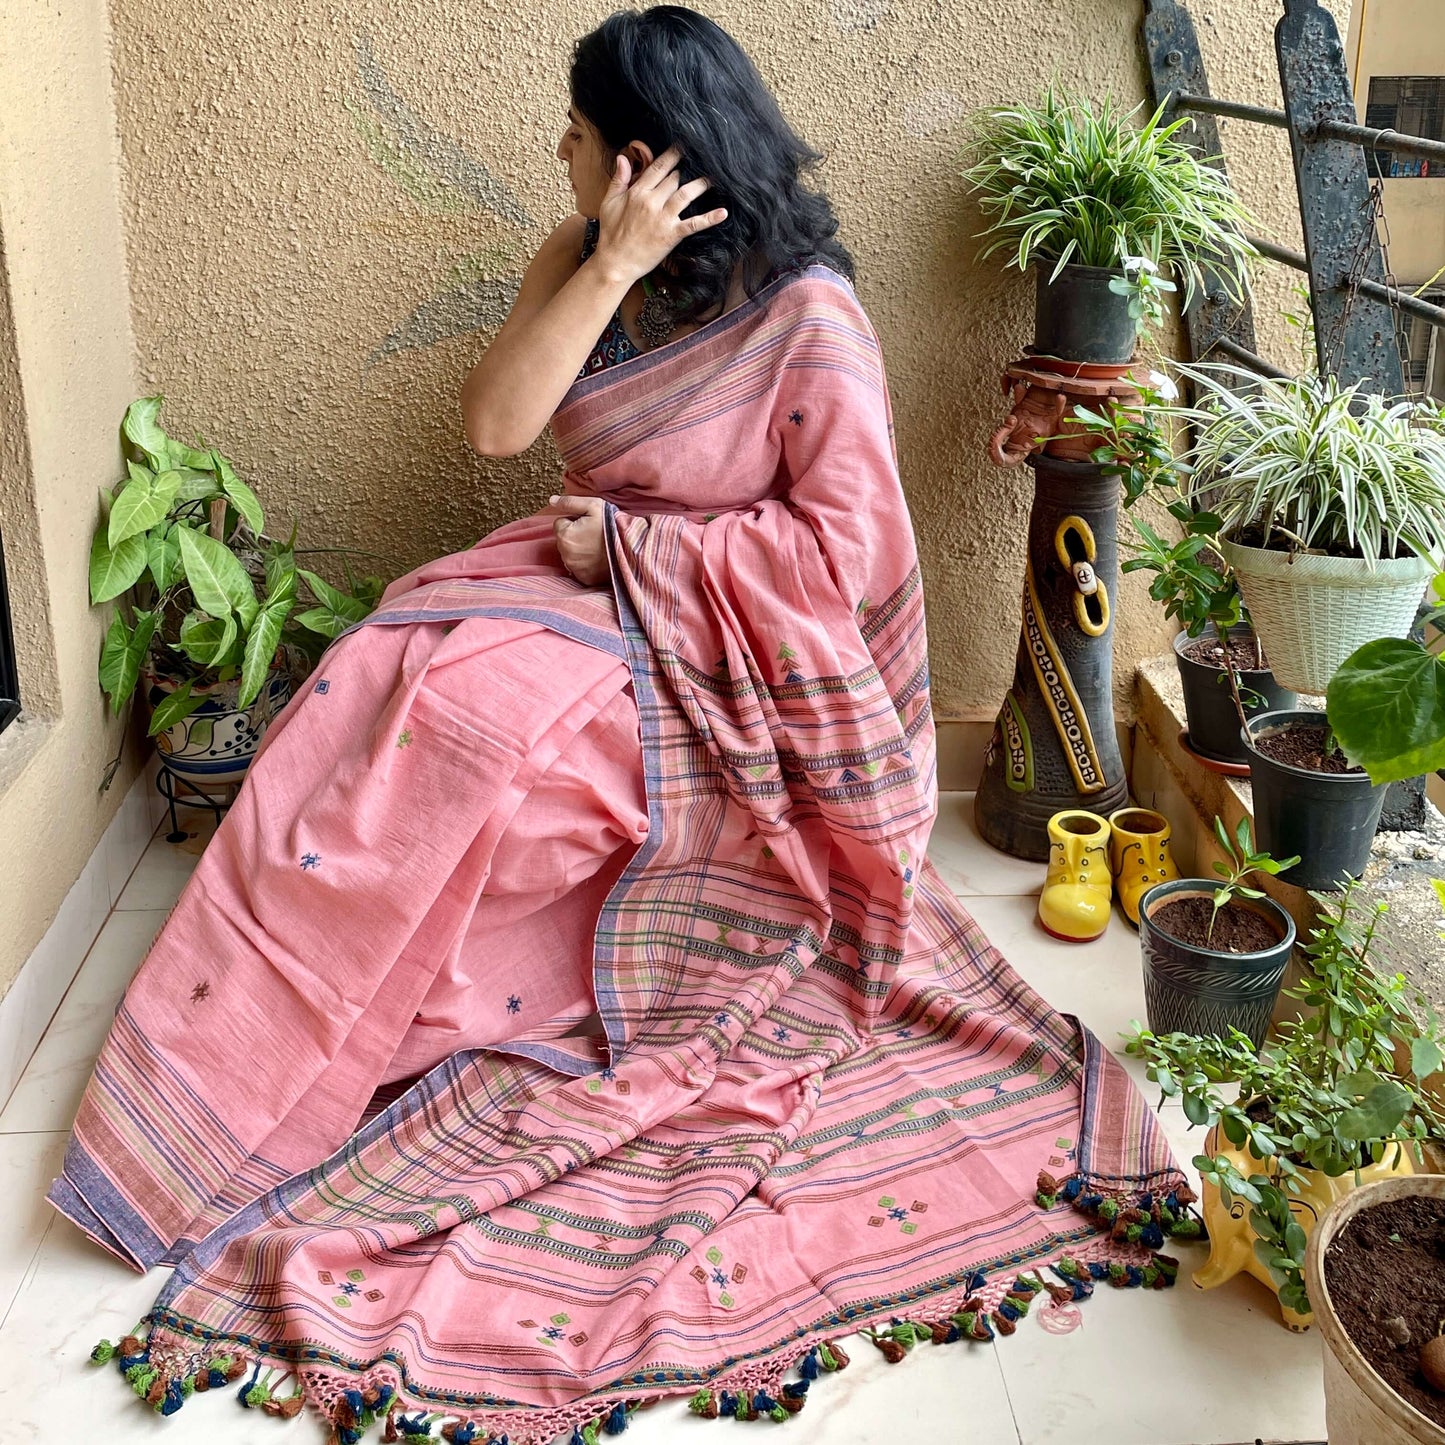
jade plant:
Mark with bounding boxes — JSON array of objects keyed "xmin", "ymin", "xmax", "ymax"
[
  {"xmin": 92, "ymin": 397, "xmax": 386, "ymax": 786},
  {"xmin": 1126, "ymin": 882, "xmax": 1445, "ymax": 1317},
  {"xmin": 962, "ymin": 87, "xmax": 1255, "ymax": 311}
]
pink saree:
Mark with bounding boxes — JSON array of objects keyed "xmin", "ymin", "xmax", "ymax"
[{"xmin": 52, "ymin": 265, "xmax": 1194, "ymax": 1443}]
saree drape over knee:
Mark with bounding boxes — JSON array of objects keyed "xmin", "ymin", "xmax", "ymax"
[{"xmin": 51, "ymin": 265, "xmax": 1195, "ymax": 1443}]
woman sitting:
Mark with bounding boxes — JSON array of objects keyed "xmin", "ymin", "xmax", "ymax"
[{"xmin": 51, "ymin": 8, "xmax": 1186, "ymax": 1441}]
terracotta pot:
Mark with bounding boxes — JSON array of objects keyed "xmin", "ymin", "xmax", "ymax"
[{"xmin": 1305, "ymin": 1175, "xmax": 1445, "ymax": 1443}]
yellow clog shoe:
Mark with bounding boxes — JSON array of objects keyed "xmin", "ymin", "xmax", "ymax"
[
  {"xmin": 1108, "ymin": 807, "xmax": 1180, "ymax": 926},
  {"xmin": 1038, "ymin": 811, "xmax": 1112, "ymax": 942}
]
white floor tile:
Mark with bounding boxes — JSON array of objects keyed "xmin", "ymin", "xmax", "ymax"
[
  {"xmin": 103, "ymin": 780, "xmax": 163, "ymax": 908},
  {"xmin": 957, "ymin": 893, "xmax": 1155, "ymax": 1088},
  {"xmin": 0, "ymin": 911, "xmax": 168, "ymax": 1133},
  {"xmin": 0, "ymin": 845, "xmax": 112, "ymax": 1107},
  {"xmin": 112, "ymin": 816, "xmax": 214, "ymax": 911},
  {"xmin": 996, "ymin": 1104, "xmax": 1326, "ymax": 1445},
  {"xmin": 0, "ymin": 1132, "xmax": 66, "ymax": 1328},
  {"xmin": 0, "ymin": 1222, "xmax": 205, "ymax": 1442},
  {"xmin": 929, "ymin": 793, "xmax": 1047, "ymax": 898}
]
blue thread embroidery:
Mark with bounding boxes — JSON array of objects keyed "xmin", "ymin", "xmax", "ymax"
[
  {"xmin": 506, "ymin": 995, "xmax": 521, "ymax": 1014},
  {"xmin": 314, "ymin": 679, "xmax": 330, "ymax": 693},
  {"xmin": 788, "ymin": 410, "xmax": 804, "ymax": 425},
  {"xmin": 301, "ymin": 853, "xmax": 321, "ymax": 870},
  {"xmin": 773, "ymin": 1026, "xmax": 791, "ymax": 1042}
]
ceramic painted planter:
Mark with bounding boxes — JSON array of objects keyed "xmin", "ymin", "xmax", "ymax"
[
  {"xmin": 1031, "ymin": 263, "xmax": 1136, "ymax": 364},
  {"xmin": 145, "ymin": 668, "xmax": 292, "ymax": 786},
  {"xmin": 1218, "ymin": 538, "xmax": 1435, "ymax": 696},
  {"xmin": 1172, "ymin": 626, "xmax": 1296, "ymax": 765},
  {"xmin": 1243, "ymin": 709, "xmax": 1387, "ymax": 891},
  {"xmin": 1138, "ymin": 878, "xmax": 1295, "ymax": 1048},
  {"xmin": 1305, "ymin": 1175, "xmax": 1445, "ymax": 1442},
  {"xmin": 1197, "ymin": 1124, "xmax": 1413, "ymax": 1333}
]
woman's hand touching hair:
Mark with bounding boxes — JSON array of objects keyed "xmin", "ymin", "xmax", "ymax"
[
  {"xmin": 590, "ymin": 144, "xmax": 728, "ymax": 289},
  {"xmin": 550, "ymin": 495, "xmax": 611, "ymax": 587}
]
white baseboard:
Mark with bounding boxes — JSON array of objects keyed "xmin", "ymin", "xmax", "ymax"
[{"xmin": 0, "ymin": 754, "xmax": 162, "ymax": 1110}]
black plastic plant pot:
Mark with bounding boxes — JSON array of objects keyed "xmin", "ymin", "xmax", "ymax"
[
  {"xmin": 1138, "ymin": 879, "xmax": 1296, "ymax": 1049},
  {"xmin": 1032, "ymin": 263, "xmax": 1137, "ymax": 364},
  {"xmin": 1173, "ymin": 626, "xmax": 1298, "ymax": 765},
  {"xmin": 1243, "ymin": 710, "xmax": 1388, "ymax": 891}
]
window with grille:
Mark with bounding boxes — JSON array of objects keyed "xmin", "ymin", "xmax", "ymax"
[
  {"xmin": 0, "ymin": 526, "xmax": 18, "ymax": 735},
  {"xmin": 1364, "ymin": 76, "xmax": 1445, "ymax": 177}
]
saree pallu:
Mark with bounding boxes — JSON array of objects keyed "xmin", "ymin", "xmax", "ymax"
[{"xmin": 51, "ymin": 265, "xmax": 1195, "ymax": 1443}]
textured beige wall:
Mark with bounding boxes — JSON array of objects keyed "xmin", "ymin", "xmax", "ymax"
[
  {"xmin": 1347, "ymin": 0, "xmax": 1445, "ymax": 283},
  {"xmin": 108, "ymin": 0, "xmax": 1345, "ymax": 726},
  {"xmin": 0, "ymin": 0, "xmax": 142, "ymax": 997}
]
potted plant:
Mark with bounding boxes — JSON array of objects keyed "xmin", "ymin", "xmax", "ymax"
[
  {"xmin": 1242, "ymin": 708, "xmax": 1389, "ymax": 891},
  {"xmin": 1075, "ymin": 374, "xmax": 1296, "ymax": 765},
  {"xmin": 1306, "ymin": 1177, "xmax": 1445, "ymax": 1444},
  {"xmin": 92, "ymin": 396, "xmax": 385, "ymax": 789},
  {"xmin": 963, "ymin": 87, "xmax": 1254, "ymax": 365},
  {"xmin": 1137, "ymin": 815, "xmax": 1298, "ymax": 1048},
  {"xmin": 1168, "ymin": 367, "xmax": 1445, "ymax": 696},
  {"xmin": 1128, "ymin": 881, "xmax": 1445, "ymax": 1330}
]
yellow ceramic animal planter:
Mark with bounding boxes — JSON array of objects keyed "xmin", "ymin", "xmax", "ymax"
[{"xmin": 1193, "ymin": 1121, "xmax": 1414, "ymax": 1330}]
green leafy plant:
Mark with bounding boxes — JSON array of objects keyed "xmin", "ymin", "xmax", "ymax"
[
  {"xmin": 962, "ymin": 87, "xmax": 1255, "ymax": 310},
  {"xmin": 1108, "ymin": 255, "xmax": 1178, "ymax": 335},
  {"xmin": 1170, "ymin": 365, "xmax": 1445, "ymax": 562},
  {"xmin": 1326, "ymin": 573, "xmax": 1445, "ymax": 784},
  {"xmin": 1074, "ymin": 374, "xmax": 1263, "ymax": 729},
  {"xmin": 1207, "ymin": 815, "xmax": 1298, "ymax": 940},
  {"xmin": 1126, "ymin": 882, "xmax": 1445, "ymax": 1317},
  {"xmin": 1074, "ymin": 372, "xmax": 1242, "ymax": 635},
  {"xmin": 92, "ymin": 397, "xmax": 386, "ymax": 782}
]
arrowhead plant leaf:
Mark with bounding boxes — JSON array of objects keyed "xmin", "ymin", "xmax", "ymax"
[{"xmin": 89, "ymin": 530, "xmax": 148, "ymax": 604}]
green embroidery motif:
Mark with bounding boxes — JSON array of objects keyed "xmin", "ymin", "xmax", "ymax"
[
  {"xmin": 868, "ymin": 1194, "xmax": 927, "ymax": 1236},
  {"xmin": 1001, "ymin": 692, "xmax": 1034, "ymax": 794},
  {"xmin": 693, "ymin": 1245, "xmax": 746, "ymax": 1309},
  {"xmin": 397, "ymin": 728, "xmax": 413, "ymax": 748}
]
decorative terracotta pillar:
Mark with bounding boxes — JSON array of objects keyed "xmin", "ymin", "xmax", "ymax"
[{"xmin": 974, "ymin": 364, "xmax": 1134, "ymax": 860}]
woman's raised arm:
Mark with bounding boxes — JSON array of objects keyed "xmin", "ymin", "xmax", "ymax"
[
  {"xmin": 459, "ymin": 214, "xmax": 630, "ymax": 458},
  {"xmin": 460, "ymin": 146, "xmax": 726, "ymax": 458}
]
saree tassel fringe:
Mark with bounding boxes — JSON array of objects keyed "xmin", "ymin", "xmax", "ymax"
[{"xmin": 1036, "ymin": 1169, "xmax": 1204, "ymax": 1244}]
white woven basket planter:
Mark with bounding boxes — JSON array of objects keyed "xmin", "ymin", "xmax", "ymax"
[{"xmin": 1219, "ymin": 539, "xmax": 1436, "ymax": 696}]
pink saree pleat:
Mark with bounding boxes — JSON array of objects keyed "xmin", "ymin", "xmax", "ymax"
[{"xmin": 50, "ymin": 265, "xmax": 1193, "ymax": 1444}]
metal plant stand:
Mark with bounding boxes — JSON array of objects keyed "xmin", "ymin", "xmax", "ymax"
[
  {"xmin": 975, "ymin": 454, "xmax": 1129, "ymax": 860},
  {"xmin": 155, "ymin": 761, "xmax": 236, "ymax": 843}
]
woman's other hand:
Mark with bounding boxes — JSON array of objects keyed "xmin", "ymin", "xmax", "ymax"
[
  {"xmin": 550, "ymin": 495, "xmax": 610, "ymax": 586},
  {"xmin": 590, "ymin": 145, "xmax": 728, "ymax": 287}
]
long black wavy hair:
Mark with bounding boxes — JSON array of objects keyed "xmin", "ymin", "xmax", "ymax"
[{"xmin": 570, "ymin": 6, "xmax": 854, "ymax": 326}]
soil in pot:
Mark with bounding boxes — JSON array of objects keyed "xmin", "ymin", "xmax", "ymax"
[
  {"xmin": 1178, "ymin": 633, "xmax": 1269, "ymax": 672},
  {"xmin": 1251, "ymin": 722, "xmax": 1364, "ymax": 776},
  {"xmin": 1325, "ymin": 1194, "xmax": 1445, "ymax": 1430},
  {"xmin": 1150, "ymin": 895, "xmax": 1283, "ymax": 954}
]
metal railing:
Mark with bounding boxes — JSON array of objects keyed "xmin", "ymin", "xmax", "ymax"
[{"xmin": 1143, "ymin": 0, "xmax": 1445, "ymax": 396}]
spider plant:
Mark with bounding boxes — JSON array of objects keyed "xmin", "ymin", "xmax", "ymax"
[
  {"xmin": 1169, "ymin": 365, "xmax": 1445, "ymax": 563},
  {"xmin": 962, "ymin": 87, "xmax": 1255, "ymax": 308}
]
